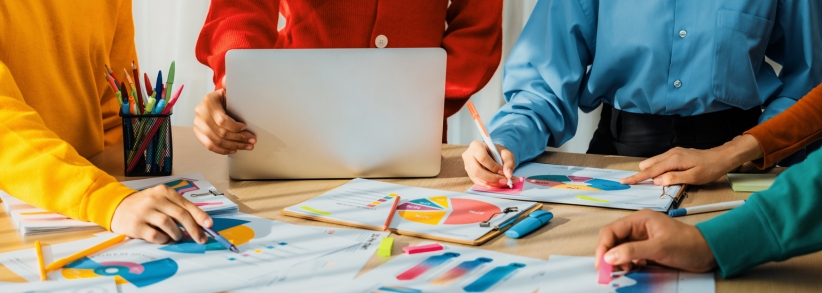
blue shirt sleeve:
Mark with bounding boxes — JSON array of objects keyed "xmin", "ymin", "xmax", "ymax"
[
  {"xmin": 760, "ymin": 0, "xmax": 822, "ymax": 123},
  {"xmin": 488, "ymin": 0, "xmax": 597, "ymax": 166}
]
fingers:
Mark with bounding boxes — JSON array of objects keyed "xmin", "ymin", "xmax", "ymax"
[
  {"xmin": 145, "ymin": 211, "xmax": 184, "ymax": 243},
  {"xmin": 737, "ymin": 162, "xmax": 757, "ymax": 173},
  {"xmin": 604, "ymin": 240, "xmax": 658, "ymax": 267},
  {"xmin": 499, "ymin": 146, "xmax": 517, "ymax": 181},
  {"xmin": 652, "ymin": 171, "xmax": 692, "ymax": 186},
  {"xmin": 193, "ymin": 90, "xmax": 256, "ymax": 155},
  {"xmin": 162, "ymin": 187, "xmax": 212, "ymax": 243},
  {"xmin": 463, "ymin": 141, "xmax": 507, "ymax": 187},
  {"xmin": 638, "ymin": 149, "xmax": 677, "ymax": 171},
  {"xmin": 135, "ymin": 224, "xmax": 170, "ymax": 244},
  {"xmin": 193, "ymin": 125, "xmax": 235, "ymax": 155}
]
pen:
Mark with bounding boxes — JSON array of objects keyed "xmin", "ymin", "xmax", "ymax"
[
  {"xmin": 144, "ymin": 92, "xmax": 157, "ymax": 113},
  {"xmin": 155, "ymin": 71, "xmax": 163, "ymax": 100},
  {"xmin": 466, "ymin": 101, "xmax": 512, "ymax": 188},
  {"xmin": 124, "ymin": 69, "xmax": 142, "ymax": 114},
  {"xmin": 132, "ymin": 61, "xmax": 145, "ymax": 105},
  {"xmin": 383, "ymin": 195, "xmax": 401, "ymax": 231},
  {"xmin": 164, "ymin": 61, "xmax": 175, "ymax": 101},
  {"xmin": 144, "ymin": 72, "xmax": 154, "ymax": 96},
  {"xmin": 152, "ymin": 99, "xmax": 167, "ymax": 114},
  {"xmin": 668, "ymin": 200, "xmax": 746, "ymax": 217},
  {"xmin": 202, "ymin": 226, "xmax": 239, "ymax": 253},
  {"xmin": 105, "ymin": 72, "xmax": 119, "ymax": 93},
  {"xmin": 105, "ymin": 64, "xmax": 120, "ymax": 86},
  {"xmin": 161, "ymin": 84, "xmax": 184, "ymax": 114},
  {"xmin": 35, "ymin": 240, "xmax": 47, "ymax": 281},
  {"xmin": 45, "ymin": 235, "xmax": 127, "ymax": 272}
]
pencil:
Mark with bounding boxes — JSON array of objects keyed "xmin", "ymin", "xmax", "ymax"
[
  {"xmin": 45, "ymin": 234, "xmax": 127, "ymax": 272},
  {"xmin": 383, "ymin": 195, "xmax": 401, "ymax": 231},
  {"xmin": 132, "ymin": 61, "xmax": 145, "ymax": 104},
  {"xmin": 35, "ymin": 240, "xmax": 47, "ymax": 281}
]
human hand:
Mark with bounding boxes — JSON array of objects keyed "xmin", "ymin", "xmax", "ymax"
[
  {"xmin": 620, "ymin": 135, "xmax": 762, "ymax": 186},
  {"xmin": 110, "ymin": 185, "xmax": 212, "ymax": 244},
  {"xmin": 462, "ymin": 141, "xmax": 517, "ymax": 188},
  {"xmin": 595, "ymin": 210, "xmax": 717, "ymax": 273},
  {"xmin": 193, "ymin": 76, "xmax": 257, "ymax": 155}
]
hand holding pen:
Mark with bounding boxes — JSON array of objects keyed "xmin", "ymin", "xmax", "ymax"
[{"xmin": 462, "ymin": 102, "xmax": 517, "ymax": 189}]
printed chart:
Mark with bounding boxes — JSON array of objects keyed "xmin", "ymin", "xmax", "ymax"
[
  {"xmin": 468, "ymin": 163, "xmax": 677, "ymax": 211},
  {"xmin": 347, "ymin": 243, "xmax": 553, "ymax": 293},
  {"xmin": 61, "ymin": 254, "xmax": 177, "ymax": 288},
  {"xmin": 121, "ymin": 173, "xmax": 238, "ymax": 215},
  {"xmin": 160, "ymin": 218, "xmax": 253, "ymax": 254},
  {"xmin": 398, "ymin": 197, "xmax": 501, "ymax": 226},
  {"xmin": 534, "ymin": 255, "xmax": 714, "ymax": 293}
]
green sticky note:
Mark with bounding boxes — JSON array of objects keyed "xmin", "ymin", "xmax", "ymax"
[
  {"xmin": 378, "ymin": 237, "xmax": 394, "ymax": 257},
  {"xmin": 727, "ymin": 173, "xmax": 777, "ymax": 192}
]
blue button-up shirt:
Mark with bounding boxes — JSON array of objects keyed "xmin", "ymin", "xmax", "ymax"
[{"xmin": 489, "ymin": 0, "xmax": 822, "ymax": 165}]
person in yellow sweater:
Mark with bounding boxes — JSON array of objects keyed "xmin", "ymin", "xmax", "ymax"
[{"xmin": 0, "ymin": 1, "xmax": 211, "ymax": 244}]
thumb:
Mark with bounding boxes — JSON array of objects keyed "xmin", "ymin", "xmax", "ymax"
[{"xmin": 604, "ymin": 241, "xmax": 657, "ymax": 267}]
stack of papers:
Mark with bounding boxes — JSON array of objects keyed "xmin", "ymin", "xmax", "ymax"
[
  {"xmin": 121, "ymin": 173, "xmax": 239, "ymax": 215},
  {"xmin": 0, "ymin": 191, "xmax": 100, "ymax": 236},
  {"xmin": 0, "ymin": 173, "xmax": 238, "ymax": 236}
]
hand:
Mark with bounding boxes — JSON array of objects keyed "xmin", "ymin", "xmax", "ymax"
[
  {"xmin": 595, "ymin": 209, "xmax": 717, "ymax": 273},
  {"xmin": 620, "ymin": 135, "xmax": 763, "ymax": 186},
  {"xmin": 193, "ymin": 76, "xmax": 257, "ymax": 155},
  {"xmin": 462, "ymin": 141, "xmax": 517, "ymax": 188},
  {"xmin": 111, "ymin": 185, "xmax": 212, "ymax": 244}
]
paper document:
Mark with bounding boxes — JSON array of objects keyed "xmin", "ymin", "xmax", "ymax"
[
  {"xmin": 0, "ymin": 277, "xmax": 118, "ymax": 293},
  {"xmin": 342, "ymin": 242, "xmax": 553, "ymax": 293},
  {"xmin": 121, "ymin": 173, "xmax": 238, "ymax": 215},
  {"xmin": 284, "ymin": 179, "xmax": 539, "ymax": 244},
  {"xmin": 538, "ymin": 255, "xmax": 714, "ymax": 293},
  {"xmin": 0, "ymin": 191, "xmax": 100, "ymax": 235},
  {"xmin": 468, "ymin": 163, "xmax": 682, "ymax": 211}
]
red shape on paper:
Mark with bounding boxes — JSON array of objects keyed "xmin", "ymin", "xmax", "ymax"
[{"xmin": 470, "ymin": 177, "xmax": 525, "ymax": 195}]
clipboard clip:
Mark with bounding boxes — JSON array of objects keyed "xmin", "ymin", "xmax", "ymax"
[
  {"xmin": 191, "ymin": 189, "xmax": 224, "ymax": 197},
  {"xmin": 659, "ymin": 185, "xmax": 675, "ymax": 199},
  {"xmin": 479, "ymin": 207, "xmax": 519, "ymax": 228}
]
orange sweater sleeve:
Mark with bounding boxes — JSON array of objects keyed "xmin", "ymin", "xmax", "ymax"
[
  {"xmin": 441, "ymin": 0, "xmax": 503, "ymax": 118},
  {"xmin": 746, "ymin": 83, "xmax": 822, "ymax": 169},
  {"xmin": 0, "ymin": 1, "xmax": 137, "ymax": 231},
  {"xmin": 195, "ymin": 0, "xmax": 281, "ymax": 89}
]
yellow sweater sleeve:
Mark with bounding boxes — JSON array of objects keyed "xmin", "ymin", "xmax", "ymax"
[{"xmin": 0, "ymin": 1, "xmax": 138, "ymax": 231}]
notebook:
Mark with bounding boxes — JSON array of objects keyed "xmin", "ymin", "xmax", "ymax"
[
  {"xmin": 121, "ymin": 173, "xmax": 238, "ymax": 215},
  {"xmin": 466, "ymin": 163, "xmax": 686, "ymax": 212},
  {"xmin": 282, "ymin": 179, "xmax": 541, "ymax": 245}
]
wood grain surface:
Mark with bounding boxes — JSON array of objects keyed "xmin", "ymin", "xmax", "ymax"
[{"xmin": 1, "ymin": 126, "xmax": 819, "ymax": 292}]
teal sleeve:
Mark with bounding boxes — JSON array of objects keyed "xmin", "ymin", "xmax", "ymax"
[{"xmin": 696, "ymin": 148, "xmax": 822, "ymax": 278}]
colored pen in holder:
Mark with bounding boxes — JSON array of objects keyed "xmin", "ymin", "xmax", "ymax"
[{"xmin": 120, "ymin": 112, "xmax": 174, "ymax": 176}]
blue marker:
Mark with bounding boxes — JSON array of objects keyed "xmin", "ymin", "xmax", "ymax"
[
  {"xmin": 152, "ymin": 99, "xmax": 167, "ymax": 114},
  {"xmin": 202, "ymin": 226, "xmax": 239, "ymax": 253},
  {"xmin": 504, "ymin": 210, "xmax": 553, "ymax": 239}
]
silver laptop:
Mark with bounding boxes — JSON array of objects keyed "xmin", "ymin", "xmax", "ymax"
[{"xmin": 225, "ymin": 48, "xmax": 446, "ymax": 179}]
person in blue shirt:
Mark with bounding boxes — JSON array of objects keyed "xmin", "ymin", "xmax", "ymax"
[{"xmin": 463, "ymin": 0, "xmax": 822, "ymax": 188}]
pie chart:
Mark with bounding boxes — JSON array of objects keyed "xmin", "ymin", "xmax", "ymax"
[
  {"xmin": 525, "ymin": 175, "xmax": 629, "ymax": 191},
  {"xmin": 62, "ymin": 254, "xmax": 177, "ymax": 288},
  {"xmin": 397, "ymin": 196, "xmax": 502, "ymax": 225},
  {"xmin": 160, "ymin": 217, "xmax": 254, "ymax": 254}
]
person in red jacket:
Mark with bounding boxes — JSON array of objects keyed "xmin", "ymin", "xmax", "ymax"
[{"xmin": 193, "ymin": 0, "xmax": 502, "ymax": 154}]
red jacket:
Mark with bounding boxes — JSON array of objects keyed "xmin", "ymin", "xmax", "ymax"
[{"xmin": 195, "ymin": 0, "xmax": 503, "ymax": 142}]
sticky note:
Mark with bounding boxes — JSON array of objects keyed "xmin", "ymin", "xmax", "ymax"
[
  {"xmin": 727, "ymin": 173, "xmax": 777, "ymax": 192},
  {"xmin": 403, "ymin": 243, "xmax": 443, "ymax": 255},
  {"xmin": 597, "ymin": 254, "xmax": 613, "ymax": 285},
  {"xmin": 378, "ymin": 237, "xmax": 394, "ymax": 257}
]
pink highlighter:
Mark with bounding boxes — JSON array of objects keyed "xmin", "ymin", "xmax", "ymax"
[{"xmin": 597, "ymin": 254, "xmax": 614, "ymax": 285}]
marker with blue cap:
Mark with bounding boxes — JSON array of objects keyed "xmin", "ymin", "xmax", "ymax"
[
  {"xmin": 505, "ymin": 210, "xmax": 553, "ymax": 239},
  {"xmin": 668, "ymin": 200, "xmax": 745, "ymax": 217}
]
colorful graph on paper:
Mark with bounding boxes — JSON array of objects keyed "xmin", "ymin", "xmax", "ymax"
[
  {"xmin": 467, "ymin": 163, "xmax": 678, "ymax": 212},
  {"xmin": 348, "ymin": 243, "xmax": 553, "ymax": 293},
  {"xmin": 284, "ymin": 179, "xmax": 538, "ymax": 244},
  {"xmin": 61, "ymin": 253, "xmax": 177, "ymax": 288}
]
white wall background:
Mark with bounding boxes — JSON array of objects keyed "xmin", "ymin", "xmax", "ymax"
[{"xmin": 133, "ymin": 0, "xmax": 599, "ymax": 154}]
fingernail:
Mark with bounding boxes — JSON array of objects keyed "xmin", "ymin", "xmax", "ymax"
[
  {"xmin": 248, "ymin": 138, "xmax": 256, "ymax": 144},
  {"xmin": 498, "ymin": 178, "xmax": 508, "ymax": 184},
  {"xmin": 505, "ymin": 167, "xmax": 512, "ymax": 174},
  {"xmin": 497, "ymin": 170, "xmax": 504, "ymax": 175},
  {"xmin": 204, "ymin": 218, "xmax": 213, "ymax": 227},
  {"xmin": 604, "ymin": 251, "xmax": 618, "ymax": 264},
  {"xmin": 653, "ymin": 178, "xmax": 662, "ymax": 185},
  {"xmin": 229, "ymin": 150, "xmax": 237, "ymax": 154},
  {"xmin": 245, "ymin": 145, "xmax": 253, "ymax": 150}
]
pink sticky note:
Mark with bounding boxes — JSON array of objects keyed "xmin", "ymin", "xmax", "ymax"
[
  {"xmin": 470, "ymin": 177, "xmax": 525, "ymax": 195},
  {"xmin": 403, "ymin": 243, "xmax": 443, "ymax": 255},
  {"xmin": 597, "ymin": 254, "xmax": 613, "ymax": 285}
]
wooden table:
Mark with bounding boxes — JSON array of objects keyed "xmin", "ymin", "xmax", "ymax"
[{"xmin": 2, "ymin": 126, "xmax": 820, "ymax": 292}]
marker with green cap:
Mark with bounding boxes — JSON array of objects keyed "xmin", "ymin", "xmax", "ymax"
[{"xmin": 164, "ymin": 61, "xmax": 175, "ymax": 101}]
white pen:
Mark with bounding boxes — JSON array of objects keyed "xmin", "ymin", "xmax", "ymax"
[
  {"xmin": 467, "ymin": 101, "xmax": 512, "ymax": 188},
  {"xmin": 668, "ymin": 200, "xmax": 746, "ymax": 217}
]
